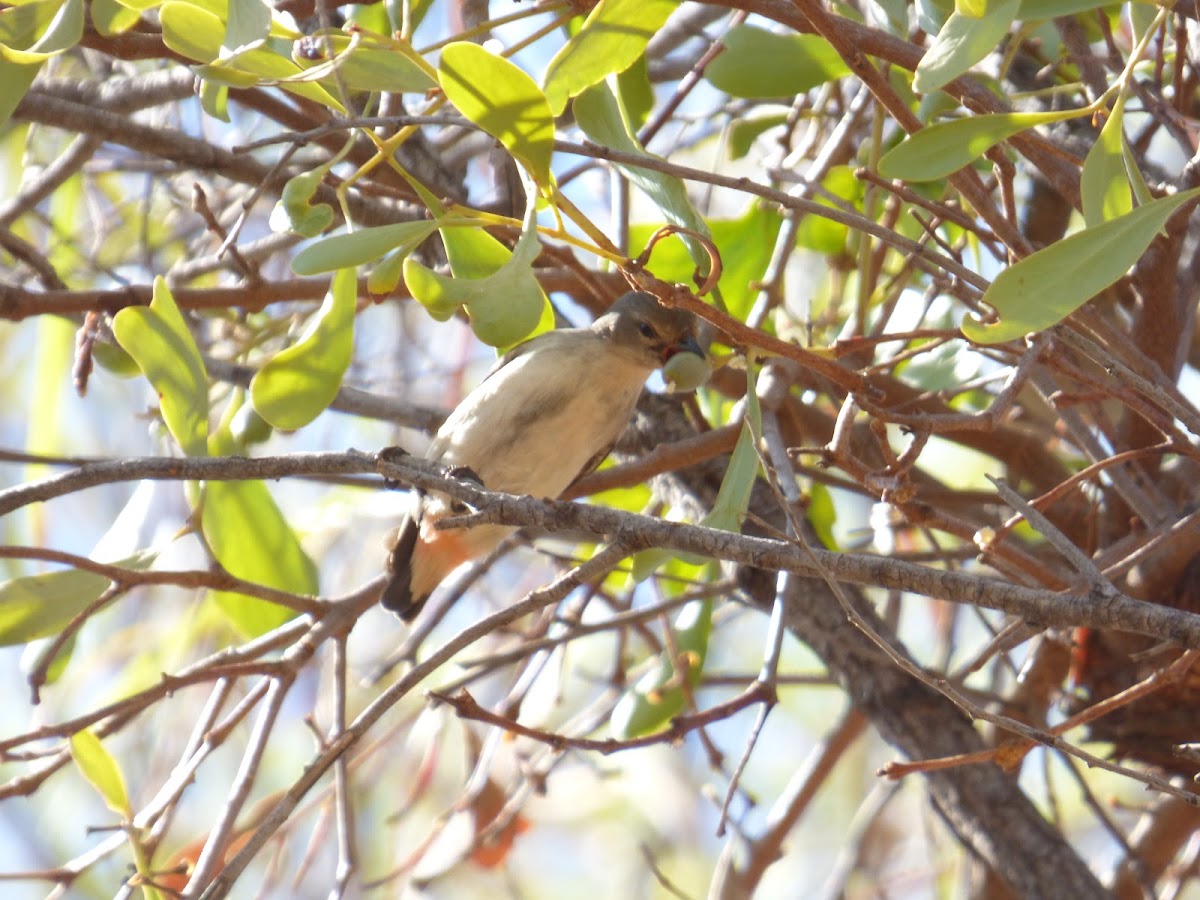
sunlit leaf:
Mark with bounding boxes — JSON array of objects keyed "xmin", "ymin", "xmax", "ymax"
[
  {"xmin": 705, "ymin": 25, "xmax": 849, "ymax": 99},
  {"xmin": 250, "ymin": 267, "xmax": 356, "ymax": 430},
  {"xmin": 291, "ymin": 30, "xmax": 435, "ymax": 93},
  {"xmin": 0, "ymin": 59, "xmax": 39, "ymax": 128},
  {"xmin": 71, "ymin": 730, "xmax": 132, "ymax": 818},
  {"xmin": 1080, "ymin": 91, "xmax": 1131, "ymax": 227},
  {"xmin": 112, "ymin": 277, "xmax": 209, "ymax": 456},
  {"xmin": 201, "ymin": 480, "xmax": 317, "ymax": 637},
  {"xmin": 542, "ymin": 0, "xmax": 676, "ymax": 115},
  {"xmin": 963, "ymin": 188, "xmax": 1200, "ymax": 344},
  {"xmin": 291, "ymin": 220, "xmax": 438, "ymax": 275},
  {"xmin": 438, "ymin": 41, "xmax": 554, "ymax": 185},
  {"xmin": 878, "ymin": 108, "xmax": 1084, "ymax": 182},
  {"xmin": 912, "ymin": 0, "xmax": 1019, "ymax": 93},
  {"xmin": 0, "ymin": 551, "xmax": 157, "ymax": 645},
  {"xmin": 90, "ymin": 0, "xmax": 140, "ymax": 35},
  {"xmin": 0, "ymin": 0, "xmax": 82, "ymax": 63}
]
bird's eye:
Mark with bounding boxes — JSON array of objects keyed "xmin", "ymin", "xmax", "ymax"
[{"xmin": 638, "ymin": 321, "xmax": 657, "ymax": 340}]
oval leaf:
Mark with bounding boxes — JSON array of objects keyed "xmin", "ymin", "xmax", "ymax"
[
  {"xmin": 251, "ymin": 267, "xmax": 356, "ymax": 430},
  {"xmin": 438, "ymin": 41, "xmax": 553, "ymax": 185},
  {"xmin": 878, "ymin": 108, "xmax": 1084, "ymax": 182},
  {"xmin": 71, "ymin": 730, "xmax": 132, "ymax": 818},
  {"xmin": 963, "ymin": 188, "xmax": 1200, "ymax": 344},
  {"xmin": 543, "ymin": 0, "xmax": 677, "ymax": 115},
  {"xmin": 705, "ymin": 25, "xmax": 849, "ymax": 99},
  {"xmin": 112, "ymin": 277, "xmax": 209, "ymax": 456}
]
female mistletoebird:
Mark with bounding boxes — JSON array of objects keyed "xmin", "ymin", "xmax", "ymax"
[{"xmin": 380, "ymin": 291, "xmax": 707, "ymax": 621}]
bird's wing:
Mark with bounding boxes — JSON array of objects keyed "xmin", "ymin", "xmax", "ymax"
[{"xmin": 563, "ymin": 439, "xmax": 619, "ymax": 494}]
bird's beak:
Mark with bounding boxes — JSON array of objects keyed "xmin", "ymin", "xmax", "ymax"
[{"xmin": 663, "ymin": 335, "xmax": 706, "ymax": 363}]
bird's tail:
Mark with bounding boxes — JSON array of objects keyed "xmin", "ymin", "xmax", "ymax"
[{"xmin": 381, "ymin": 516, "xmax": 426, "ymax": 621}]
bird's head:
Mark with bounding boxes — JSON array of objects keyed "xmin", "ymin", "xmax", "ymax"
[{"xmin": 596, "ymin": 292, "xmax": 708, "ymax": 373}]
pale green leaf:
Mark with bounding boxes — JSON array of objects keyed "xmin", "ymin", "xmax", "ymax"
[
  {"xmin": 0, "ymin": 0, "xmax": 82, "ymax": 62},
  {"xmin": 90, "ymin": 0, "xmax": 140, "ymax": 35},
  {"xmin": 878, "ymin": 108, "xmax": 1084, "ymax": 182},
  {"xmin": 543, "ymin": 0, "xmax": 676, "ymax": 115},
  {"xmin": 112, "ymin": 277, "xmax": 209, "ymax": 456},
  {"xmin": 0, "ymin": 59, "xmax": 40, "ymax": 128},
  {"xmin": 963, "ymin": 188, "xmax": 1200, "ymax": 344},
  {"xmin": 250, "ymin": 267, "xmax": 356, "ymax": 430},
  {"xmin": 291, "ymin": 220, "xmax": 438, "ymax": 275},
  {"xmin": 0, "ymin": 551, "xmax": 156, "ymax": 645},
  {"xmin": 223, "ymin": 0, "xmax": 269, "ymax": 54},
  {"xmin": 403, "ymin": 223, "xmax": 547, "ymax": 346},
  {"xmin": 574, "ymin": 81, "xmax": 711, "ymax": 264},
  {"xmin": 705, "ymin": 25, "xmax": 849, "ymax": 99},
  {"xmin": 438, "ymin": 41, "xmax": 554, "ymax": 185},
  {"xmin": 269, "ymin": 168, "xmax": 334, "ymax": 237},
  {"xmin": 71, "ymin": 730, "xmax": 132, "ymax": 818},
  {"xmin": 912, "ymin": 0, "xmax": 1020, "ymax": 93},
  {"xmin": 291, "ymin": 30, "xmax": 435, "ymax": 93}
]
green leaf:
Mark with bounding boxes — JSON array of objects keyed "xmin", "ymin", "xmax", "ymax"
[
  {"xmin": 956, "ymin": 0, "xmax": 987, "ymax": 16},
  {"xmin": 201, "ymin": 480, "xmax": 317, "ymax": 637},
  {"xmin": 878, "ymin": 108, "xmax": 1084, "ymax": 182},
  {"xmin": 1080, "ymin": 91, "xmax": 1131, "ymax": 227},
  {"xmin": 290, "ymin": 30, "xmax": 436, "ymax": 93},
  {"xmin": 250, "ymin": 267, "xmax": 356, "ymax": 430},
  {"xmin": 729, "ymin": 113, "xmax": 788, "ymax": 160},
  {"xmin": 574, "ymin": 81, "xmax": 711, "ymax": 265},
  {"xmin": 438, "ymin": 41, "xmax": 554, "ymax": 185},
  {"xmin": 160, "ymin": 1, "xmax": 343, "ymax": 110},
  {"xmin": 807, "ymin": 483, "xmax": 838, "ymax": 549},
  {"xmin": 963, "ymin": 188, "xmax": 1200, "ymax": 344},
  {"xmin": 90, "ymin": 0, "xmax": 141, "ymax": 35},
  {"xmin": 912, "ymin": 0, "xmax": 1020, "ymax": 93},
  {"xmin": 705, "ymin": 25, "xmax": 849, "ymax": 99},
  {"xmin": 703, "ymin": 363, "xmax": 761, "ymax": 534},
  {"xmin": 1017, "ymin": 0, "xmax": 1113, "ymax": 19},
  {"xmin": 0, "ymin": 551, "xmax": 156, "ymax": 645},
  {"xmin": 0, "ymin": 59, "xmax": 40, "ymax": 128},
  {"xmin": 542, "ymin": 0, "xmax": 676, "ymax": 115},
  {"xmin": 403, "ymin": 221, "xmax": 547, "ymax": 347},
  {"xmin": 291, "ymin": 220, "xmax": 438, "ymax": 275},
  {"xmin": 0, "ymin": 0, "xmax": 83, "ymax": 62},
  {"xmin": 794, "ymin": 165, "xmax": 862, "ymax": 257},
  {"xmin": 269, "ymin": 168, "xmax": 334, "ymax": 237},
  {"xmin": 610, "ymin": 599, "xmax": 712, "ymax": 738},
  {"xmin": 112, "ymin": 277, "xmax": 209, "ymax": 456},
  {"xmin": 71, "ymin": 730, "xmax": 132, "ymax": 818}
]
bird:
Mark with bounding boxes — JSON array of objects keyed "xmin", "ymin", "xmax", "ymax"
[{"xmin": 380, "ymin": 291, "xmax": 706, "ymax": 621}]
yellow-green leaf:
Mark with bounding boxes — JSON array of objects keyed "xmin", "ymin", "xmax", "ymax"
[
  {"xmin": 439, "ymin": 41, "xmax": 553, "ymax": 185},
  {"xmin": 1080, "ymin": 91, "xmax": 1132, "ymax": 227},
  {"xmin": 963, "ymin": 188, "xmax": 1200, "ymax": 344},
  {"xmin": 0, "ymin": 550, "xmax": 156, "ymax": 645},
  {"xmin": 878, "ymin": 108, "xmax": 1084, "ymax": 182},
  {"xmin": 543, "ymin": 0, "xmax": 676, "ymax": 115},
  {"xmin": 112, "ymin": 277, "xmax": 209, "ymax": 456},
  {"xmin": 269, "ymin": 168, "xmax": 334, "ymax": 237},
  {"xmin": 201, "ymin": 480, "xmax": 317, "ymax": 636},
  {"xmin": 250, "ymin": 267, "xmax": 356, "ymax": 430},
  {"xmin": 71, "ymin": 730, "xmax": 132, "ymax": 818}
]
